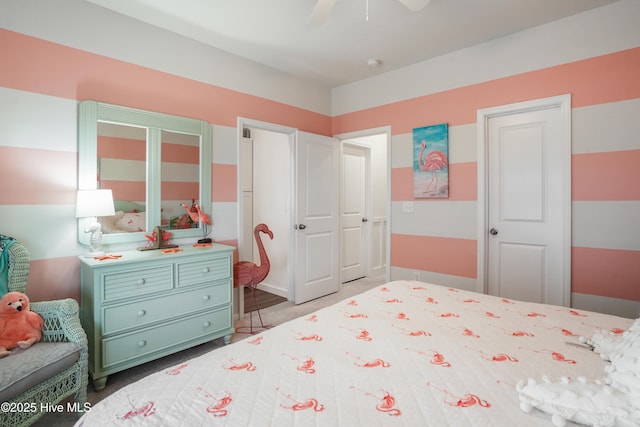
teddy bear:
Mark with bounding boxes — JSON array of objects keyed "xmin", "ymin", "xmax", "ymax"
[{"xmin": 0, "ymin": 291, "xmax": 44, "ymax": 358}]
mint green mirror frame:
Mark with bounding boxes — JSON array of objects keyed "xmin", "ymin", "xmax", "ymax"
[{"xmin": 78, "ymin": 100, "xmax": 212, "ymax": 246}]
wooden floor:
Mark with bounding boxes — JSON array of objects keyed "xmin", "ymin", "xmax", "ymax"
[{"xmin": 244, "ymin": 287, "xmax": 287, "ymax": 313}]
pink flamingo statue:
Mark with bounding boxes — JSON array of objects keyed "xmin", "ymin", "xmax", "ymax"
[
  {"xmin": 194, "ymin": 204, "xmax": 211, "ymax": 226},
  {"xmin": 180, "ymin": 202, "xmax": 200, "ymax": 223},
  {"xmin": 180, "ymin": 201, "xmax": 212, "ymax": 243},
  {"xmin": 234, "ymin": 224, "xmax": 274, "ymax": 334},
  {"xmin": 418, "ymin": 140, "xmax": 448, "ymax": 195}
]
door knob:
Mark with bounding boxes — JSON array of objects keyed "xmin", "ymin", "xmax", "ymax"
[
  {"xmin": 297, "ymin": 224, "xmax": 307, "ymax": 230},
  {"xmin": 362, "ymin": 217, "xmax": 368, "ymax": 222},
  {"xmin": 489, "ymin": 228, "xmax": 498, "ymax": 235}
]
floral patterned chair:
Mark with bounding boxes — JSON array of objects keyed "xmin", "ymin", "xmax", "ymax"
[{"xmin": 0, "ymin": 236, "xmax": 88, "ymax": 426}]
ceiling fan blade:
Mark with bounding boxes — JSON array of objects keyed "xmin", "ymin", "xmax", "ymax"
[
  {"xmin": 397, "ymin": 0, "xmax": 431, "ymax": 12},
  {"xmin": 308, "ymin": 0, "xmax": 337, "ymax": 26}
]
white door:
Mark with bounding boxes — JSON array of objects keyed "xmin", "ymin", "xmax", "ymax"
[
  {"xmin": 341, "ymin": 145, "xmax": 368, "ymax": 282},
  {"xmin": 294, "ymin": 131, "xmax": 340, "ymax": 304},
  {"xmin": 479, "ymin": 95, "xmax": 571, "ymax": 306}
]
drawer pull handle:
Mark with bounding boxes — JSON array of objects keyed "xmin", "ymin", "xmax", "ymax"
[
  {"xmin": 203, "ymin": 295, "xmax": 211, "ymax": 301},
  {"xmin": 138, "ymin": 340, "xmax": 147, "ymax": 347},
  {"xmin": 137, "ymin": 310, "xmax": 146, "ymax": 317},
  {"xmin": 203, "ymin": 321, "xmax": 211, "ymax": 328},
  {"xmin": 137, "ymin": 278, "xmax": 146, "ymax": 285},
  {"xmin": 202, "ymin": 267, "xmax": 210, "ymax": 273}
]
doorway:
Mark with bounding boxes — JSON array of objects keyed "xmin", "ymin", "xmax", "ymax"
[
  {"xmin": 476, "ymin": 95, "xmax": 571, "ymax": 306},
  {"xmin": 240, "ymin": 125, "xmax": 293, "ymax": 299},
  {"xmin": 237, "ymin": 119, "xmax": 342, "ymax": 308},
  {"xmin": 338, "ymin": 129, "xmax": 390, "ymax": 283},
  {"xmin": 237, "ymin": 120, "xmax": 390, "ymax": 312},
  {"xmin": 237, "ymin": 119, "xmax": 296, "ymax": 316}
]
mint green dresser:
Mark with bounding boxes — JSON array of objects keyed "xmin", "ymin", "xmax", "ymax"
[{"xmin": 79, "ymin": 244, "xmax": 234, "ymax": 390}]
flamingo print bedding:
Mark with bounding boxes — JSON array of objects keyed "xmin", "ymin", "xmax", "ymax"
[{"xmin": 75, "ymin": 281, "xmax": 633, "ymax": 426}]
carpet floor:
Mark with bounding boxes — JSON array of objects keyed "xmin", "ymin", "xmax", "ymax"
[{"xmin": 32, "ymin": 275, "xmax": 386, "ymax": 426}]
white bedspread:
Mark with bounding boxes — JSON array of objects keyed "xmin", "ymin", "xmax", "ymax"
[{"xmin": 76, "ymin": 281, "xmax": 632, "ymax": 426}]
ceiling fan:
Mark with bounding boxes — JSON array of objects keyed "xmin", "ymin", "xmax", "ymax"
[{"xmin": 308, "ymin": 0, "xmax": 432, "ymax": 25}]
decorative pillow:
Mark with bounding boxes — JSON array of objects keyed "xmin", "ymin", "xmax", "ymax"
[
  {"xmin": 98, "ymin": 211, "xmax": 125, "ymax": 234},
  {"xmin": 605, "ymin": 319, "xmax": 640, "ymax": 404},
  {"xmin": 517, "ymin": 317, "xmax": 640, "ymax": 426},
  {"xmin": 579, "ymin": 325, "xmax": 628, "ymax": 361},
  {"xmin": 113, "ymin": 200, "xmax": 145, "ymax": 213},
  {"xmin": 115, "ymin": 212, "xmax": 146, "ymax": 232}
]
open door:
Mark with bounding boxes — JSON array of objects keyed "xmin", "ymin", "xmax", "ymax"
[{"xmin": 294, "ymin": 131, "xmax": 340, "ymax": 304}]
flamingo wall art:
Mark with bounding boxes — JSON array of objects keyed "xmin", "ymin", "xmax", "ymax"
[{"xmin": 413, "ymin": 123, "xmax": 449, "ymax": 198}]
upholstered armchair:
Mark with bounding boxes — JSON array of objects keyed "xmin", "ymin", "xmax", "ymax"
[{"xmin": 0, "ymin": 238, "xmax": 88, "ymax": 427}]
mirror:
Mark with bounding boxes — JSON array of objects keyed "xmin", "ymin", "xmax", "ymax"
[
  {"xmin": 161, "ymin": 130, "xmax": 202, "ymax": 230},
  {"xmin": 97, "ymin": 122, "xmax": 147, "ymax": 233},
  {"xmin": 78, "ymin": 101, "xmax": 212, "ymax": 246}
]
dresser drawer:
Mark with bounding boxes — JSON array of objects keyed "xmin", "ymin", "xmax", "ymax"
[
  {"xmin": 102, "ymin": 265, "xmax": 173, "ymax": 302},
  {"xmin": 102, "ymin": 306, "xmax": 232, "ymax": 368},
  {"xmin": 102, "ymin": 281, "xmax": 231, "ymax": 335},
  {"xmin": 177, "ymin": 256, "xmax": 230, "ymax": 288}
]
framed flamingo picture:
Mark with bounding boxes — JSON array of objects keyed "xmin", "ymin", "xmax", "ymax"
[{"xmin": 413, "ymin": 123, "xmax": 449, "ymax": 198}]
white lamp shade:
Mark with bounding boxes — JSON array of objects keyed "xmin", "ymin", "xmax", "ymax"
[{"xmin": 76, "ymin": 189, "xmax": 115, "ymax": 218}]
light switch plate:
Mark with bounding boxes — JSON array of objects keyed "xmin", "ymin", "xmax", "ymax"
[{"xmin": 402, "ymin": 201, "xmax": 414, "ymax": 213}]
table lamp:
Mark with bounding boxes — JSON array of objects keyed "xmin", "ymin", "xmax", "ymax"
[{"xmin": 76, "ymin": 189, "xmax": 115, "ymax": 257}]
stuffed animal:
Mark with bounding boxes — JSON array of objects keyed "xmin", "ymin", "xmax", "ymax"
[{"xmin": 0, "ymin": 291, "xmax": 44, "ymax": 358}]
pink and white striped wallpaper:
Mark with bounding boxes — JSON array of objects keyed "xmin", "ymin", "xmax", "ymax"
[
  {"xmin": 0, "ymin": 26, "xmax": 331, "ymax": 302},
  {"xmin": 334, "ymin": 47, "xmax": 640, "ymax": 316},
  {"xmin": 0, "ymin": 1, "xmax": 638, "ymax": 317}
]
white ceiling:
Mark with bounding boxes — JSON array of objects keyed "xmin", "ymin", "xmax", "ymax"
[{"xmin": 86, "ymin": 0, "xmax": 617, "ymax": 89}]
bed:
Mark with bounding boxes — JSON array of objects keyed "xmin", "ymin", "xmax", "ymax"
[{"xmin": 75, "ymin": 281, "xmax": 637, "ymax": 426}]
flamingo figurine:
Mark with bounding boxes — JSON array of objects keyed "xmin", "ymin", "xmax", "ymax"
[
  {"xmin": 234, "ymin": 223, "xmax": 274, "ymax": 334},
  {"xmin": 194, "ymin": 204, "xmax": 211, "ymax": 226},
  {"xmin": 180, "ymin": 201, "xmax": 212, "ymax": 243},
  {"xmin": 180, "ymin": 202, "xmax": 200, "ymax": 223}
]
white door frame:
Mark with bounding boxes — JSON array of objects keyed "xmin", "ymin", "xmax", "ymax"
[
  {"xmin": 336, "ymin": 126, "xmax": 392, "ymax": 284},
  {"xmin": 476, "ymin": 94, "xmax": 572, "ymax": 304}
]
